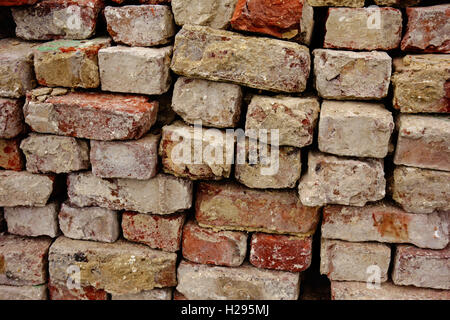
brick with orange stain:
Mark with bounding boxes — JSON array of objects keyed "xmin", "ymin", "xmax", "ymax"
[
  {"xmin": 249, "ymin": 233, "xmax": 312, "ymax": 272},
  {"xmin": 0, "ymin": 0, "xmax": 38, "ymax": 5},
  {"xmin": 0, "ymin": 138, "xmax": 23, "ymax": 171},
  {"xmin": 48, "ymin": 280, "xmax": 108, "ymax": 300},
  {"xmin": 0, "ymin": 98, "xmax": 25, "ymax": 139}
]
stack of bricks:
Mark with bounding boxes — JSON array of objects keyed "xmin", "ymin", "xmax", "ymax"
[{"xmin": 0, "ymin": 0, "xmax": 448, "ymax": 301}]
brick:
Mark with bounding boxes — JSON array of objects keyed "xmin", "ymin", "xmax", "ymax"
[
  {"xmin": 0, "ymin": 38, "xmax": 38, "ymax": 98},
  {"xmin": 299, "ymin": 152, "xmax": 386, "ymax": 207},
  {"xmin": 392, "ymin": 54, "xmax": 449, "ymax": 113},
  {"xmin": 196, "ymin": 181, "xmax": 320, "ymax": 236},
  {"xmin": 140, "ymin": 0, "xmax": 170, "ymax": 3},
  {"xmin": 0, "ymin": 235, "xmax": 52, "ymax": 286},
  {"xmin": 11, "ymin": 0, "xmax": 104, "ymax": 40},
  {"xmin": 0, "ymin": 171, "xmax": 54, "ymax": 207},
  {"xmin": 321, "ymin": 203, "xmax": 449, "ymax": 250},
  {"xmin": 172, "ymin": 77, "xmax": 242, "ymax": 128},
  {"xmin": 392, "ymin": 244, "xmax": 450, "ymax": 290},
  {"xmin": 375, "ymin": 0, "xmax": 421, "ymax": 6},
  {"xmin": 306, "ymin": 0, "xmax": 364, "ymax": 6},
  {"xmin": 401, "ymin": 5, "xmax": 450, "ymax": 53},
  {"xmin": 313, "ymin": 50, "xmax": 392, "ymax": 100},
  {"xmin": 159, "ymin": 121, "xmax": 234, "ymax": 180},
  {"xmin": 177, "ymin": 260, "xmax": 300, "ymax": 300},
  {"xmin": 68, "ymin": 172, "xmax": 193, "ymax": 215},
  {"xmin": 173, "ymin": 0, "xmax": 238, "ymax": 30},
  {"xmin": 4, "ymin": 202, "xmax": 59, "ymax": 238},
  {"xmin": 394, "ymin": 115, "xmax": 450, "ymax": 171},
  {"xmin": 250, "ymin": 233, "xmax": 312, "ymax": 272},
  {"xmin": 49, "ymin": 236, "xmax": 177, "ymax": 295},
  {"xmin": 0, "ymin": 0, "xmax": 39, "ymax": 5},
  {"xmin": 318, "ymin": 101, "xmax": 394, "ymax": 158},
  {"xmin": 91, "ymin": 133, "xmax": 159, "ymax": 180},
  {"xmin": 173, "ymin": 290, "xmax": 187, "ymax": 300},
  {"xmin": 112, "ymin": 288, "xmax": 172, "ymax": 300},
  {"xmin": 171, "ymin": 25, "xmax": 311, "ymax": 93},
  {"xmin": 231, "ymin": 0, "xmax": 314, "ymax": 45},
  {"xmin": 0, "ymin": 98, "xmax": 25, "ymax": 139},
  {"xmin": 122, "ymin": 211, "xmax": 185, "ymax": 252},
  {"xmin": 20, "ymin": 133, "xmax": 89, "ymax": 174},
  {"xmin": 392, "ymin": 166, "xmax": 450, "ymax": 214},
  {"xmin": 324, "ymin": 7, "xmax": 402, "ymax": 51},
  {"xmin": 0, "ymin": 284, "xmax": 47, "ymax": 300},
  {"xmin": 320, "ymin": 239, "xmax": 391, "ymax": 282},
  {"xmin": 182, "ymin": 220, "xmax": 247, "ymax": 267},
  {"xmin": 48, "ymin": 280, "xmax": 108, "ymax": 300},
  {"xmin": 235, "ymin": 139, "xmax": 302, "ymax": 189},
  {"xmin": 24, "ymin": 89, "xmax": 158, "ymax": 141},
  {"xmin": 331, "ymin": 281, "xmax": 450, "ymax": 300},
  {"xmin": 58, "ymin": 202, "xmax": 120, "ymax": 243},
  {"xmin": 105, "ymin": 5, "xmax": 175, "ymax": 47},
  {"xmin": 99, "ymin": 46, "xmax": 172, "ymax": 96},
  {"xmin": 34, "ymin": 38, "xmax": 111, "ymax": 89},
  {"xmin": 245, "ymin": 95, "xmax": 320, "ymax": 148},
  {"xmin": 0, "ymin": 138, "xmax": 24, "ymax": 171}
]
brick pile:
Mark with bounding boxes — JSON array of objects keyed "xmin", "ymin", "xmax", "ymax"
[{"xmin": 0, "ymin": 0, "xmax": 448, "ymax": 301}]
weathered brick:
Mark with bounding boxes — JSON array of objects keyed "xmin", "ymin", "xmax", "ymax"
[
  {"xmin": 4, "ymin": 202, "xmax": 59, "ymax": 238},
  {"xmin": 324, "ymin": 7, "xmax": 402, "ymax": 51},
  {"xmin": 392, "ymin": 54, "xmax": 449, "ymax": 113},
  {"xmin": 299, "ymin": 152, "xmax": 386, "ymax": 207},
  {"xmin": 0, "ymin": 284, "xmax": 47, "ymax": 300},
  {"xmin": 182, "ymin": 220, "xmax": 247, "ymax": 267},
  {"xmin": 0, "ymin": 171, "xmax": 54, "ymax": 207},
  {"xmin": 313, "ymin": 50, "xmax": 392, "ymax": 100},
  {"xmin": 394, "ymin": 115, "xmax": 450, "ymax": 171},
  {"xmin": 20, "ymin": 133, "xmax": 89, "ymax": 174},
  {"xmin": 0, "ymin": 138, "xmax": 24, "ymax": 171},
  {"xmin": 24, "ymin": 89, "xmax": 158, "ymax": 141},
  {"xmin": 91, "ymin": 133, "xmax": 159, "ymax": 180},
  {"xmin": 318, "ymin": 101, "xmax": 394, "ymax": 158},
  {"xmin": 0, "ymin": 0, "xmax": 39, "ymax": 5},
  {"xmin": 99, "ymin": 46, "xmax": 172, "ymax": 96},
  {"xmin": 375, "ymin": 0, "xmax": 421, "ymax": 6},
  {"xmin": 306, "ymin": 0, "xmax": 364, "ymax": 6},
  {"xmin": 250, "ymin": 233, "xmax": 312, "ymax": 272},
  {"xmin": 322, "ymin": 203, "xmax": 449, "ymax": 249},
  {"xmin": 173, "ymin": 0, "xmax": 238, "ymax": 30},
  {"xmin": 159, "ymin": 121, "xmax": 234, "ymax": 180},
  {"xmin": 112, "ymin": 288, "xmax": 172, "ymax": 300},
  {"xmin": 392, "ymin": 244, "xmax": 450, "ymax": 290},
  {"xmin": 320, "ymin": 239, "xmax": 391, "ymax": 282},
  {"xmin": 172, "ymin": 77, "xmax": 242, "ymax": 128},
  {"xmin": 231, "ymin": 0, "xmax": 314, "ymax": 45},
  {"xmin": 11, "ymin": 0, "xmax": 104, "ymax": 40},
  {"xmin": 245, "ymin": 95, "xmax": 320, "ymax": 148},
  {"xmin": 122, "ymin": 211, "xmax": 185, "ymax": 252},
  {"xmin": 0, "ymin": 234, "xmax": 52, "ymax": 286},
  {"xmin": 331, "ymin": 281, "xmax": 450, "ymax": 300},
  {"xmin": 401, "ymin": 5, "xmax": 450, "ymax": 53},
  {"xmin": 0, "ymin": 38, "xmax": 38, "ymax": 98},
  {"xmin": 58, "ymin": 202, "xmax": 120, "ymax": 243},
  {"xmin": 392, "ymin": 166, "xmax": 450, "ymax": 214},
  {"xmin": 171, "ymin": 25, "xmax": 311, "ymax": 93},
  {"xmin": 34, "ymin": 38, "xmax": 111, "ymax": 89},
  {"xmin": 196, "ymin": 181, "xmax": 320, "ymax": 236},
  {"xmin": 48, "ymin": 280, "xmax": 108, "ymax": 300},
  {"xmin": 0, "ymin": 98, "xmax": 25, "ymax": 139},
  {"xmin": 68, "ymin": 172, "xmax": 193, "ymax": 215}
]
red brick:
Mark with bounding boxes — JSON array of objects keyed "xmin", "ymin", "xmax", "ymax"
[
  {"xmin": 250, "ymin": 233, "xmax": 312, "ymax": 272},
  {"xmin": 173, "ymin": 290, "xmax": 187, "ymax": 300},
  {"xmin": 182, "ymin": 220, "xmax": 248, "ymax": 267},
  {"xmin": 0, "ymin": 0, "xmax": 38, "ymax": 5},
  {"xmin": 0, "ymin": 138, "xmax": 24, "ymax": 171},
  {"xmin": 0, "ymin": 98, "xmax": 25, "ymax": 139},
  {"xmin": 122, "ymin": 211, "xmax": 186, "ymax": 252},
  {"xmin": 48, "ymin": 280, "xmax": 108, "ymax": 300}
]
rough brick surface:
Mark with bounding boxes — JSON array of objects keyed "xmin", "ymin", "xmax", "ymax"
[
  {"xmin": 49, "ymin": 236, "xmax": 177, "ymax": 295},
  {"xmin": 0, "ymin": 284, "xmax": 47, "ymax": 300},
  {"xmin": 0, "ymin": 235, "xmax": 52, "ymax": 286},
  {"xmin": 250, "ymin": 233, "xmax": 312, "ymax": 272},
  {"xmin": 99, "ymin": 46, "xmax": 172, "ymax": 96},
  {"xmin": 0, "ymin": 138, "xmax": 24, "ymax": 171},
  {"xmin": 105, "ymin": 5, "xmax": 175, "ymax": 47},
  {"xmin": 196, "ymin": 181, "xmax": 320, "ymax": 236},
  {"xmin": 177, "ymin": 260, "xmax": 300, "ymax": 300},
  {"xmin": 58, "ymin": 202, "xmax": 120, "ymax": 243},
  {"xmin": 182, "ymin": 220, "xmax": 247, "ymax": 267},
  {"xmin": 318, "ymin": 101, "xmax": 394, "ymax": 158},
  {"xmin": 322, "ymin": 203, "xmax": 449, "ymax": 249},
  {"xmin": 91, "ymin": 133, "xmax": 159, "ymax": 180},
  {"xmin": 68, "ymin": 172, "xmax": 193, "ymax": 214},
  {"xmin": 0, "ymin": 0, "xmax": 39, "ymax": 5},
  {"xmin": 324, "ymin": 7, "xmax": 402, "ymax": 51},
  {"xmin": 394, "ymin": 115, "xmax": 450, "ymax": 171},
  {"xmin": 112, "ymin": 288, "xmax": 172, "ymax": 300},
  {"xmin": 24, "ymin": 89, "xmax": 158, "ymax": 140},
  {"xmin": 307, "ymin": 0, "xmax": 364, "ymax": 6},
  {"xmin": 0, "ymin": 98, "xmax": 24, "ymax": 138},
  {"xmin": 48, "ymin": 280, "xmax": 108, "ymax": 300},
  {"xmin": 122, "ymin": 211, "xmax": 186, "ymax": 252},
  {"xmin": 299, "ymin": 152, "xmax": 386, "ymax": 207},
  {"xmin": 171, "ymin": 25, "xmax": 311, "ymax": 93}
]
